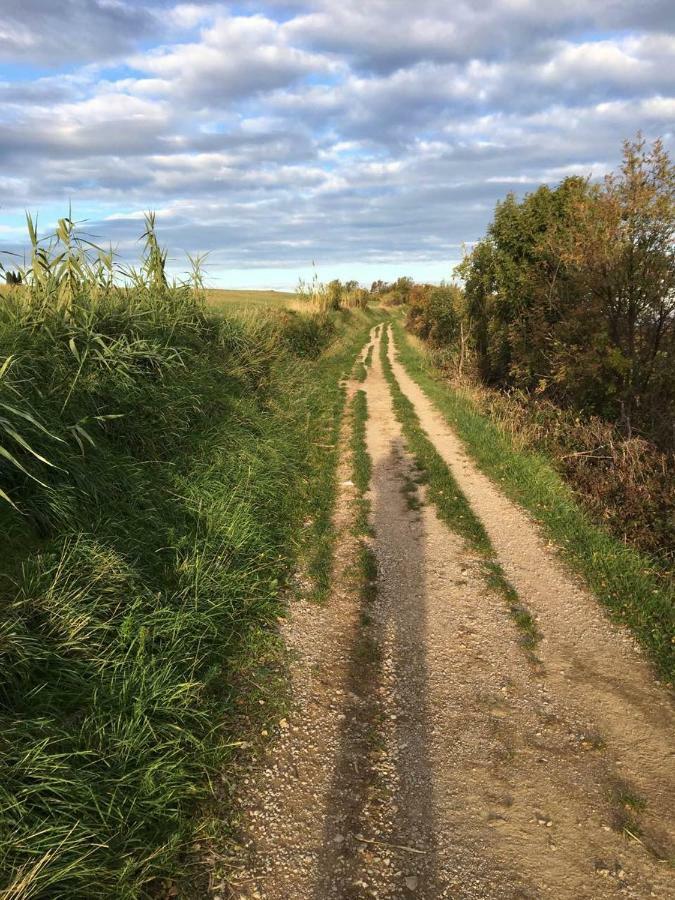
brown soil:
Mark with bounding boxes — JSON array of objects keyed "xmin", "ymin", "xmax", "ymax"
[{"xmin": 220, "ymin": 324, "xmax": 674, "ymax": 900}]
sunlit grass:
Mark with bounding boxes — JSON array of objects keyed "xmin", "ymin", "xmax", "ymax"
[
  {"xmin": 0, "ymin": 212, "xmax": 375, "ymax": 896},
  {"xmin": 203, "ymin": 288, "xmax": 299, "ymax": 312}
]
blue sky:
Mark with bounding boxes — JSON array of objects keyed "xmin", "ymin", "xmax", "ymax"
[{"xmin": 1, "ymin": 1, "xmax": 674, "ymax": 289}]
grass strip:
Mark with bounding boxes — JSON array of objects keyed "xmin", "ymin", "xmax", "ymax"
[
  {"xmin": 379, "ymin": 325, "xmax": 541, "ymax": 656},
  {"xmin": 304, "ymin": 311, "xmax": 378, "ymax": 601},
  {"xmin": 390, "ymin": 318, "xmax": 674, "ymax": 681},
  {"xmin": 350, "ymin": 389, "xmax": 377, "ymax": 600}
]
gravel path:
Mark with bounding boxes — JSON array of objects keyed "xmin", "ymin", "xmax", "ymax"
[{"xmin": 223, "ymin": 324, "xmax": 674, "ymax": 900}]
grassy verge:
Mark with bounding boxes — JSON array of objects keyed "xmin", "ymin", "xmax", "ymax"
[
  {"xmin": 391, "ymin": 319, "xmax": 674, "ymax": 681},
  {"xmin": 0, "ymin": 282, "xmax": 374, "ymax": 897},
  {"xmin": 379, "ymin": 327, "xmax": 540, "ymax": 657}
]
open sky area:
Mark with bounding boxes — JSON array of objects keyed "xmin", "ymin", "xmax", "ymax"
[{"xmin": 1, "ymin": 1, "xmax": 674, "ymax": 288}]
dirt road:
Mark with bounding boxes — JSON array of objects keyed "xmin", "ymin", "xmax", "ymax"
[{"xmin": 225, "ymin": 324, "xmax": 674, "ymax": 899}]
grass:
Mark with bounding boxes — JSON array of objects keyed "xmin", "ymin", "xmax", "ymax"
[
  {"xmin": 352, "ymin": 343, "xmax": 375, "ymax": 384},
  {"xmin": 351, "ymin": 391, "xmax": 371, "ymax": 507},
  {"xmin": 381, "ymin": 328, "xmax": 490, "ymax": 552},
  {"xmin": 350, "ymin": 389, "xmax": 378, "ymax": 603},
  {"xmin": 379, "ymin": 325, "xmax": 541, "ymax": 657},
  {"xmin": 0, "ymin": 300, "xmax": 374, "ymax": 897},
  {"xmin": 203, "ymin": 288, "xmax": 298, "ymax": 313},
  {"xmin": 302, "ymin": 313, "xmax": 378, "ymax": 602},
  {"xmin": 390, "ymin": 319, "xmax": 674, "ymax": 682},
  {"xmin": 0, "ymin": 215, "xmax": 376, "ymax": 897}
]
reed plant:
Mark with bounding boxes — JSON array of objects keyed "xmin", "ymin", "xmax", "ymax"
[{"xmin": 0, "ymin": 214, "xmax": 375, "ymax": 897}]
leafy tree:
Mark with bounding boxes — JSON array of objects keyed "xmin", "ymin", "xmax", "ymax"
[{"xmin": 457, "ymin": 135, "xmax": 675, "ymax": 448}]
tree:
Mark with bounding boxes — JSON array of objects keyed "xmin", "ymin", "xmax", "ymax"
[{"xmin": 457, "ymin": 135, "xmax": 675, "ymax": 447}]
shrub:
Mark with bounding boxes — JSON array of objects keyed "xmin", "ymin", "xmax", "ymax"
[{"xmin": 407, "ymin": 283, "xmax": 462, "ymax": 347}]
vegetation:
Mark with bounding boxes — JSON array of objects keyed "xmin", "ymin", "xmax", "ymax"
[
  {"xmin": 1, "ymin": 130, "xmax": 673, "ymax": 893},
  {"xmin": 441, "ymin": 379, "xmax": 675, "ymax": 565},
  {"xmin": 370, "ymin": 277, "xmax": 415, "ymax": 307},
  {"xmin": 457, "ymin": 136, "xmax": 675, "ymax": 451},
  {"xmin": 0, "ymin": 214, "xmax": 374, "ymax": 896},
  {"xmin": 296, "ymin": 272, "xmax": 369, "ymax": 312},
  {"xmin": 391, "ymin": 320, "xmax": 674, "ymax": 680},
  {"xmin": 203, "ymin": 288, "xmax": 298, "ymax": 311},
  {"xmin": 405, "ymin": 136, "xmax": 674, "ymax": 569}
]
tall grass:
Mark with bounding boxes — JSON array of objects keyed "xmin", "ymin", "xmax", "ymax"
[
  {"xmin": 296, "ymin": 269, "xmax": 369, "ymax": 312},
  {"xmin": 0, "ymin": 215, "xmax": 375, "ymax": 896}
]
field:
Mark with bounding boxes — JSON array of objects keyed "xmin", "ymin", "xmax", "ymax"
[
  {"xmin": 203, "ymin": 288, "xmax": 299, "ymax": 312},
  {"xmin": 1, "ymin": 284, "xmax": 298, "ymax": 308}
]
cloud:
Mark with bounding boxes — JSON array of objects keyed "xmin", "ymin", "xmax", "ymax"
[
  {"xmin": 0, "ymin": 0, "xmax": 159, "ymax": 65},
  {"xmin": 128, "ymin": 13, "xmax": 335, "ymax": 106},
  {"xmin": 0, "ymin": 1, "xmax": 673, "ymax": 286}
]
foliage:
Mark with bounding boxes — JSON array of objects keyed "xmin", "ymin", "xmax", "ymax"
[
  {"xmin": 430, "ymin": 364, "xmax": 675, "ymax": 565},
  {"xmin": 368, "ymin": 277, "xmax": 415, "ymax": 306},
  {"xmin": 406, "ymin": 283, "xmax": 463, "ymax": 347},
  {"xmin": 296, "ymin": 271, "xmax": 368, "ymax": 312},
  {"xmin": 0, "ymin": 215, "xmax": 375, "ymax": 897},
  {"xmin": 457, "ymin": 135, "xmax": 675, "ymax": 449}
]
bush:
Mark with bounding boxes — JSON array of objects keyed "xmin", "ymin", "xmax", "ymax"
[{"xmin": 407, "ymin": 283, "xmax": 462, "ymax": 347}]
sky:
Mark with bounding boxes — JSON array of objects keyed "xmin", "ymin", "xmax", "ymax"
[{"xmin": 0, "ymin": 1, "xmax": 674, "ymax": 289}]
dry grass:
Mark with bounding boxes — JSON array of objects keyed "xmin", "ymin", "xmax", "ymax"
[
  {"xmin": 436, "ymin": 369, "xmax": 674, "ymax": 566},
  {"xmin": 204, "ymin": 288, "xmax": 298, "ymax": 312}
]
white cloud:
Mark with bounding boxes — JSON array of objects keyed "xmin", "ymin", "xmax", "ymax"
[
  {"xmin": 0, "ymin": 1, "xmax": 673, "ymax": 283},
  {"xmin": 130, "ymin": 12, "xmax": 334, "ymax": 105}
]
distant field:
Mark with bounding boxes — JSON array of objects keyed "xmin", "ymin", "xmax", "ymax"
[
  {"xmin": 0, "ymin": 284, "xmax": 299, "ymax": 309},
  {"xmin": 204, "ymin": 288, "xmax": 299, "ymax": 311}
]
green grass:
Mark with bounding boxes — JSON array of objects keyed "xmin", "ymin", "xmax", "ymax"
[
  {"xmin": 390, "ymin": 319, "xmax": 674, "ymax": 681},
  {"xmin": 0, "ymin": 268, "xmax": 374, "ymax": 897},
  {"xmin": 379, "ymin": 326, "xmax": 540, "ymax": 656},
  {"xmin": 381, "ymin": 327, "xmax": 490, "ymax": 552},
  {"xmin": 301, "ymin": 312, "xmax": 377, "ymax": 601},
  {"xmin": 351, "ymin": 391, "xmax": 371, "ymax": 504},
  {"xmin": 353, "ymin": 360, "xmax": 368, "ymax": 382},
  {"xmin": 349, "ymin": 390, "xmax": 378, "ymax": 607}
]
